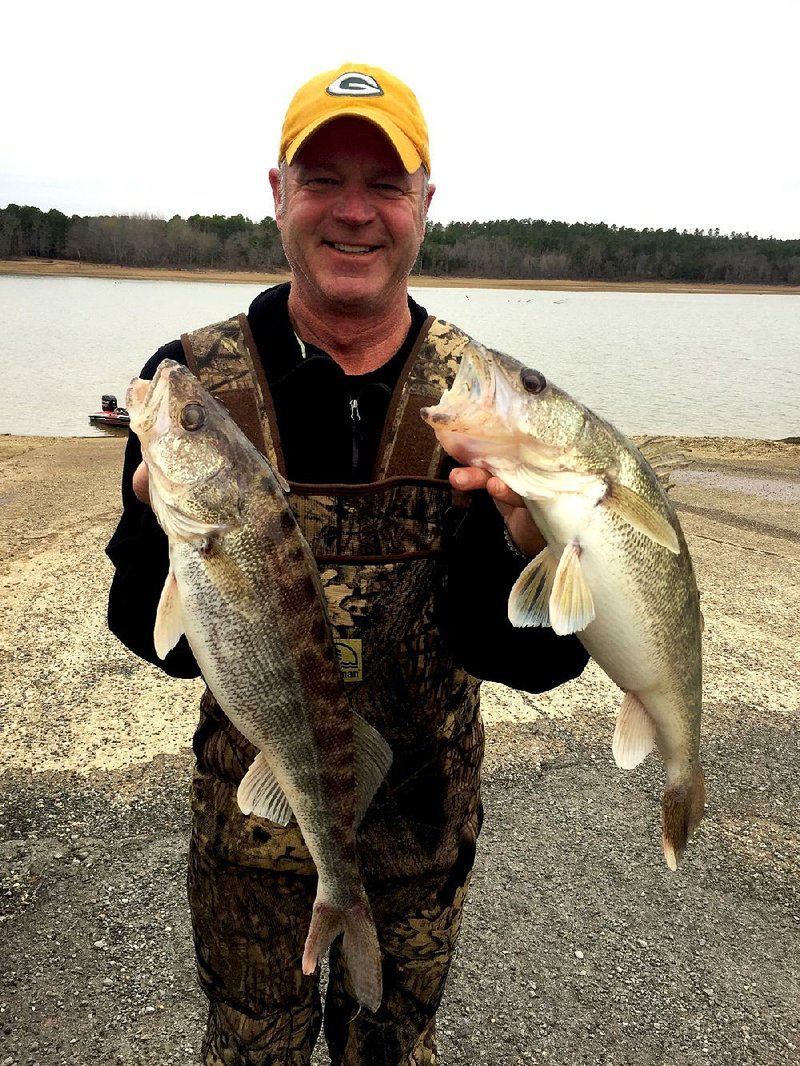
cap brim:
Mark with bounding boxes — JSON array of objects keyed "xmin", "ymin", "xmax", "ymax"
[{"xmin": 284, "ymin": 107, "xmax": 424, "ymax": 173}]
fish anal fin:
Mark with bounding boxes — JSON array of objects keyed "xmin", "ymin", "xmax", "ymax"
[
  {"xmin": 549, "ymin": 540, "xmax": 595, "ymax": 635},
  {"xmin": 154, "ymin": 568, "xmax": 184, "ymax": 659},
  {"xmin": 662, "ymin": 765, "xmax": 706, "ymax": 870},
  {"xmin": 353, "ymin": 715, "xmax": 393, "ymax": 826},
  {"xmin": 602, "ymin": 481, "xmax": 680, "ymax": 554},
  {"xmin": 508, "ymin": 546, "xmax": 557, "ymax": 628},
  {"xmin": 237, "ymin": 752, "xmax": 294, "ymax": 825},
  {"xmin": 612, "ymin": 692, "xmax": 657, "ymax": 769}
]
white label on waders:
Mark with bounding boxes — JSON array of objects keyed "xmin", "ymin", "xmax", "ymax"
[{"xmin": 333, "ymin": 638, "xmax": 363, "ymax": 682}]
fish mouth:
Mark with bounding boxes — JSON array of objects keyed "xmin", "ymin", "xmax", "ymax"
[
  {"xmin": 421, "ymin": 343, "xmax": 526, "ymax": 467},
  {"xmin": 422, "ymin": 342, "xmax": 507, "ymax": 436},
  {"xmin": 126, "ymin": 360, "xmax": 180, "ymax": 435}
]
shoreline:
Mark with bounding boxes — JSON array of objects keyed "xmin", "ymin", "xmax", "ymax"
[
  {"xmin": 2, "ymin": 256, "xmax": 799, "ymax": 295},
  {"xmin": 2, "ymin": 429, "xmax": 798, "ymax": 771}
]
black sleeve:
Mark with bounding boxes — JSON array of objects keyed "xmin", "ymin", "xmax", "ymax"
[
  {"xmin": 105, "ymin": 342, "xmax": 201, "ymax": 678},
  {"xmin": 439, "ymin": 491, "xmax": 590, "ymax": 692}
]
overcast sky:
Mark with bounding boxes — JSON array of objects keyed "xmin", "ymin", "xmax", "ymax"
[{"xmin": 2, "ymin": 0, "xmax": 798, "ymax": 239}]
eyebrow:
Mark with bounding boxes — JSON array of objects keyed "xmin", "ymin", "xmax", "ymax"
[{"xmin": 293, "ymin": 161, "xmax": 410, "ymax": 182}]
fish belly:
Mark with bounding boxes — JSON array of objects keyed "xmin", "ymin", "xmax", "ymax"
[
  {"xmin": 573, "ymin": 531, "xmax": 700, "ymax": 768},
  {"xmin": 578, "ymin": 551, "xmax": 664, "ymax": 694}
]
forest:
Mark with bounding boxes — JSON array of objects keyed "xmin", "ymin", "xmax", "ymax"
[{"xmin": 2, "ymin": 202, "xmax": 799, "ymax": 285}]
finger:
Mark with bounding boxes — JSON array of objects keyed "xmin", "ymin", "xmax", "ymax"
[
  {"xmin": 449, "ymin": 466, "xmax": 491, "ymax": 492},
  {"xmin": 485, "ymin": 476, "xmax": 526, "ymax": 508},
  {"xmin": 132, "ymin": 461, "xmax": 151, "ymax": 505}
]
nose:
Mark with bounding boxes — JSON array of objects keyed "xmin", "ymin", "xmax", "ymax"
[{"xmin": 332, "ymin": 183, "xmax": 376, "ymax": 226}]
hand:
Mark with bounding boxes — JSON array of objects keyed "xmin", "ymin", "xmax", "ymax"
[
  {"xmin": 132, "ymin": 461, "xmax": 151, "ymax": 506},
  {"xmin": 449, "ymin": 467, "xmax": 546, "ymax": 557}
]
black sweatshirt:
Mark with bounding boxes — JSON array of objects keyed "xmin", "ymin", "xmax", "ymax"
[{"xmin": 106, "ymin": 284, "xmax": 589, "ymax": 690}]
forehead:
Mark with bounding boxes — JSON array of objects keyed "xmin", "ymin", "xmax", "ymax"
[{"xmin": 293, "ymin": 117, "xmax": 406, "ymax": 174}]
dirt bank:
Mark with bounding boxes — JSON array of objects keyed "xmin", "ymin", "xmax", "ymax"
[
  {"xmin": 3, "ymin": 257, "xmax": 800, "ymax": 295},
  {"xmin": 1, "ymin": 433, "xmax": 798, "ymax": 1064}
]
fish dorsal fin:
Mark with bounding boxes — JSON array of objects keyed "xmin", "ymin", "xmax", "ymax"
[
  {"xmin": 507, "ymin": 546, "xmax": 557, "ymax": 628},
  {"xmin": 353, "ymin": 714, "xmax": 393, "ymax": 826},
  {"xmin": 601, "ymin": 481, "xmax": 680, "ymax": 554},
  {"xmin": 154, "ymin": 568, "xmax": 185, "ymax": 659},
  {"xmin": 237, "ymin": 752, "xmax": 294, "ymax": 825},
  {"xmin": 612, "ymin": 691, "xmax": 657, "ymax": 769},
  {"xmin": 635, "ymin": 437, "xmax": 692, "ymax": 492},
  {"xmin": 549, "ymin": 540, "xmax": 596, "ymax": 635}
]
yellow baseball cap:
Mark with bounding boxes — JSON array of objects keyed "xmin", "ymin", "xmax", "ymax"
[{"xmin": 279, "ymin": 63, "xmax": 430, "ymax": 174}]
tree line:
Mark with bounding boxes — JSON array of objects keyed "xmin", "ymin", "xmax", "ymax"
[{"xmin": 2, "ymin": 202, "xmax": 799, "ymax": 285}]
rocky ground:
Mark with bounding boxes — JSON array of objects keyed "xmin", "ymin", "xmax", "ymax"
[{"xmin": 0, "ymin": 433, "xmax": 798, "ymax": 1065}]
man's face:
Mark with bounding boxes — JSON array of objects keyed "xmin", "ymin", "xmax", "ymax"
[{"xmin": 270, "ymin": 117, "xmax": 434, "ymax": 314}]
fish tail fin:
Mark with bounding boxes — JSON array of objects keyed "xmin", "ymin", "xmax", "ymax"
[
  {"xmin": 661, "ymin": 765, "xmax": 706, "ymax": 871},
  {"xmin": 302, "ymin": 897, "xmax": 382, "ymax": 1012}
]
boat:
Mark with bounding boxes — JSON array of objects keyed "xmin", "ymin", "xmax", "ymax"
[{"xmin": 89, "ymin": 394, "xmax": 131, "ymax": 428}]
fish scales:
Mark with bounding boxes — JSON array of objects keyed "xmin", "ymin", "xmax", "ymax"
[
  {"xmin": 126, "ymin": 360, "xmax": 391, "ymax": 1011},
  {"xmin": 422, "ymin": 341, "xmax": 704, "ymax": 870},
  {"xmin": 179, "ymin": 495, "xmax": 357, "ymax": 849}
]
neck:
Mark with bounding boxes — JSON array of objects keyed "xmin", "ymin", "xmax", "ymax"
[{"xmin": 287, "ymin": 287, "xmax": 412, "ymax": 375}]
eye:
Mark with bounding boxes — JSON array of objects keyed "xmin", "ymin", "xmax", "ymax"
[
  {"xmin": 374, "ymin": 182, "xmax": 404, "ymax": 196},
  {"xmin": 520, "ymin": 368, "xmax": 547, "ymax": 394},
  {"xmin": 180, "ymin": 403, "xmax": 205, "ymax": 431}
]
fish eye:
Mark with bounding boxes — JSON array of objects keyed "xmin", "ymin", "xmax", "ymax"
[
  {"xmin": 180, "ymin": 402, "xmax": 205, "ymax": 431},
  {"xmin": 520, "ymin": 368, "xmax": 547, "ymax": 393}
]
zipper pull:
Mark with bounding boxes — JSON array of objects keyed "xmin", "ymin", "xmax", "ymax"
[{"xmin": 350, "ymin": 397, "xmax": 361, "ymax": 474}]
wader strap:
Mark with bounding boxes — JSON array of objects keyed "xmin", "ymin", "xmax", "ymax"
[
  {"xmin": 182, "ymin": 311, "xmax": 477, "ymax": 485},
  {"xmin": 181, "ymin": 315, "xmax": 283, "ymax": 472},
  {"xmin": 376, "ymin": 317, "xmax": 475, "ymax": 481}
]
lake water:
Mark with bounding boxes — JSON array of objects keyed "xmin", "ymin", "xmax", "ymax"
[{"xmin": 0, "ymin": 275, "xmax": 798, "ymax": 439}]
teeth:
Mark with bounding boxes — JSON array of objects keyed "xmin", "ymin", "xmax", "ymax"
[{"xmin": 332, "ymin": 243, "xmax": 373, "ymax": 254}]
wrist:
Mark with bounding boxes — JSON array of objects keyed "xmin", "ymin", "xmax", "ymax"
[{"xmin": 502, "ymin": 523, "xmax": 529, "ymax": 559}]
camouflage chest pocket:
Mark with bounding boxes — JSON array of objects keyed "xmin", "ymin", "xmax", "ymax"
[{"xmin": 289, "ymin": 479, "xmax": 451, "ymax": 684}]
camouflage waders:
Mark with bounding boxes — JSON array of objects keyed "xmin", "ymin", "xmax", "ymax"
[{"xmin": 182, "ymin": 315, "xmax": 484, "ymax": 1065}]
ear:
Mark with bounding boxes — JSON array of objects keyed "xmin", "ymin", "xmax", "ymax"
[
  {"xmin": 268, "ymin": 167, "xmax": 283, "ymax": 225},
  {"xmin": 425, "ymin": 181, "xmax": 436, "ymax": 215}
]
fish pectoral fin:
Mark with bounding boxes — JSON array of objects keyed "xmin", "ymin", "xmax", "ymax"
[
  {"xmin": 612, "ymin": 692, "xmax": 657, "ymax": 769},
  {"xmin": 601, "ymin": 482, "xmax": 680, "ymax": 554},
  {"xmin": 548, "ymin": 540, "xmax": 595, "ymax": 635},
  {"xmin": 353, "ymin": 715, "xmax": 393, "ymax": 826},
  {"xmin": 153, "ymin": 568, "xmax": 184, "ymax": 659},
  {"xmin": 508, "ymin": 546, "xmax": 558, "ymax": 628},
  {"xmin": 237, "ymin": 752, "xmax": 294, "ymax": 825}
]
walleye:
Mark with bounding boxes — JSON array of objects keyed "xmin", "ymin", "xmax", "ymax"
[
  {"xmin": 422, "ymin": 341, "xmax": 704, "ymax": 870},
  {"xmin": 127, "ymin": 360, "xmax": 391, "ymax": 1011}
]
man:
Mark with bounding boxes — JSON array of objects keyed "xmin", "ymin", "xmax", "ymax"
[{"xmin": 107, "ymin": 63, "xmax": 588, "ymax": 1065}]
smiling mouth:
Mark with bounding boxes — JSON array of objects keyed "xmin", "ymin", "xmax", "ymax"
[{"xmin": 324, "ymin": 241, "xmax": 380, "ymax": 255}]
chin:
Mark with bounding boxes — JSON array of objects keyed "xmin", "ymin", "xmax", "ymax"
[{"xmin": 319, "ymin": 275, "xmax": 394, "ymax": 309}]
